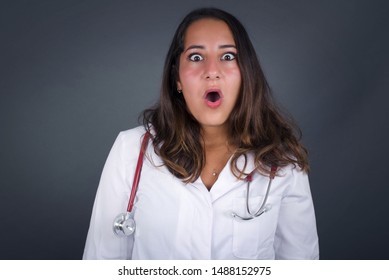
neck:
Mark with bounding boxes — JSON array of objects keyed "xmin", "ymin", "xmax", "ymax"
[
  {"xmin": 199, "ymin": 125, "xmax": 235, "ymax": 189},
  {"xmin": 201, "ymin": 125, "xmax": 229, "ymax": 149}
]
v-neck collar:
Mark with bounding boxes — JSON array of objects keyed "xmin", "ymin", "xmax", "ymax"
[
  {"xmin": 191, "ymin": 152, "xmax": 257, "ymax": 203},
  {"xmin": 146, "ymin": 136, "xmax": 258, "ymax": 203}
]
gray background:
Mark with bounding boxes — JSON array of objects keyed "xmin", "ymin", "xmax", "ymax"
[{"xmin": 1, "ymin": 0, "xmax": 388, "ymax": 259}]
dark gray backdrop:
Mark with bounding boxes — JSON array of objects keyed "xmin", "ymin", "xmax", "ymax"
[{"xmin": 1, "ymin": 0, "xmax": 388, "ymax": 259}]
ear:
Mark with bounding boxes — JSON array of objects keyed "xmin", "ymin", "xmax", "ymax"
[{"xmin": 176, "ymin": 81, "xmax": 182, "ymax": 92}]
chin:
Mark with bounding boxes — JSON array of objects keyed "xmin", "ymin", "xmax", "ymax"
[{"xmin": 199, "ymin": 120, "xmax": 229, "ymax": 129}]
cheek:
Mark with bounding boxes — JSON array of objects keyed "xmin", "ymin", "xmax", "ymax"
[
  {"xmin": 179, "ymin": 67, "xmax": 201, "ymax": 87},
  {"xmin": 226, "ymin": 68, "xmax": 242, "ymax": 88},
  {"xmin": 178, "ymin": 56, "xmax": 197, "ymax": 87},
  {"xmin": 226, "ymin": 69, "xmax": 242, "ymax": 106}
]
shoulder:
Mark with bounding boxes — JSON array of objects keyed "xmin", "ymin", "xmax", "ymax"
[
  {"xmin": 277, "ymin": 164, "xmax": 307, "ymax": 178},
  {"xmin": 108, "ymin": 126, "xmax": 147, "ymax": 164},
  {"xmin": 274, "ymin": 164, "xmax": 311, "ymax": 197},
  {"xmin": 116, "ymin": 125, "xmax": 146, "ymax": 145}
]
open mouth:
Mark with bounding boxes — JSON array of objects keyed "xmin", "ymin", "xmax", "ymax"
[
  {"xmin": 205, "ymin": 91, "xmax": 221, "ymax": 103},
  {"xmin": 204, "ymin": 90, "xmax": 223, "ymax": 108}
]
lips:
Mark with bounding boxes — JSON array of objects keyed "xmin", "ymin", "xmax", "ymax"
[{"xmin": 204, "ymin": 89, "xmax": 223, "ymax": 108}]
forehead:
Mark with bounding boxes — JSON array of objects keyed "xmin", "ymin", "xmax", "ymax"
[{"xmin": 183, "ymin": 18, "xmax": 235, "ymax": 45}]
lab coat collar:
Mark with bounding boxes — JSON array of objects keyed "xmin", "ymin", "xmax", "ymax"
[
  {"xmin": 144, "ymin": 132, "xmax": 258, "ymax": 202},
  {"xmin": 208, "ymin": 152, "xmax": 257, "ymax": 203}
]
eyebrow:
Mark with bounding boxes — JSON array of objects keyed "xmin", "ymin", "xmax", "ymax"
[{"xmin": 184, "ymin": 44, "xmax": 237, "ymax": 52}]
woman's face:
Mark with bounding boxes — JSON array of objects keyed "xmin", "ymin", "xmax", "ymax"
[{"xmin": 177, "ymin": 18, "xmax": 241, "ymax": 131}]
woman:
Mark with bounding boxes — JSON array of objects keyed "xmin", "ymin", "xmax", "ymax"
[{"xmin": 83, "ymin": 7, "xmax": 319, "ymax": 260}]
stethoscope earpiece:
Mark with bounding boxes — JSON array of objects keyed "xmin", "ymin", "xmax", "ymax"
[{"xmin": 263, "ymin": 204, "xmax": 272, "ymax": 212}]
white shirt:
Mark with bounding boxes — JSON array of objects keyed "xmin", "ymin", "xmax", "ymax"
[{"xmin": 83, "ymin": 126, "xmax": 319, "ymax": 259}]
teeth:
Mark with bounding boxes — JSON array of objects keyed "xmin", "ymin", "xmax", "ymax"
[{"xmin": 206, "ymin": 91, "xmax": 220, "ymax": 102}]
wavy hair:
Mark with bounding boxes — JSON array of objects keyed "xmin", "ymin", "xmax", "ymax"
[{"xmin": 142, "ymin": 7, "xmax": 309, "ymax": 183}]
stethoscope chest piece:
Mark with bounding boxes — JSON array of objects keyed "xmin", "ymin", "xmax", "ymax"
[{"xmin": 113, "ymin": 212, "xmax": 136, "ymax": 237}]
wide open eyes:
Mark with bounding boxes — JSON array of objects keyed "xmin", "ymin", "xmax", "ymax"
[
  {"xmin": 188, "ymin": 52, "xmax": 236, "ymax": 62},
  {"xmin": 220, "ymin": 52, "xmax": 236, "ymax": 61},
  {"xmin": 188, "ymin": 53, "xmax": 204, "ymax": 62}
]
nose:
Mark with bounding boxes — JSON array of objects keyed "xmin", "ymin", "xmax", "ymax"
[{"xmin": 203, "ymin": 58, "xmax": 221, "ymax": 80}]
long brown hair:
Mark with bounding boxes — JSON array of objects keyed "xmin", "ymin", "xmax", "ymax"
[{"xmin": 142, "ymin": 7, "xmax": 309, "ymax": 183}]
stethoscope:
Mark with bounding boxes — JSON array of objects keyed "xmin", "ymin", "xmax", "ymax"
[
  {"xmin": 112, "ymin": 132, "xmax": 150, "ymax": 237},
  {"xmin": 231, "ymin": 165, "xmax": 277, "ymax": 220},
  {"xmin": 113, "ymin": 132, "xmax": 277, "ymax": 237}
]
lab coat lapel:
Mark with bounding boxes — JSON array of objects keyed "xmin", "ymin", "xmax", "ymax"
[
  {"xmin": 146, "ymin": 142, "xmax": 257, "ymax": 203},
  {"xmin": 209, "ymin": 153, "xmax": 256, "ymax": 203}
]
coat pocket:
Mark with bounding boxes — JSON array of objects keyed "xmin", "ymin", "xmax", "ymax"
[{"xmin": 232, "ymin": 195, "xmax": 281, "ymax": 259}]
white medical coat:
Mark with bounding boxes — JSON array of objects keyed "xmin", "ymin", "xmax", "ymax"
[{"xmin": 83, "ymin": 126, "xmax": 319, "ymax": 259}]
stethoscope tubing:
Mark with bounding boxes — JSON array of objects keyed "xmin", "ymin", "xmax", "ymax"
[
  {"xmin": 232, "ymin": 165, "xmax": 277, "ymax": 221},
  {"xmin": 126, "ymin": 131, "xmax": 151, "ymax": 213},
  {"xmin": 113, "ymin": 132, "xmax": 150, "ymax": 237}
]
